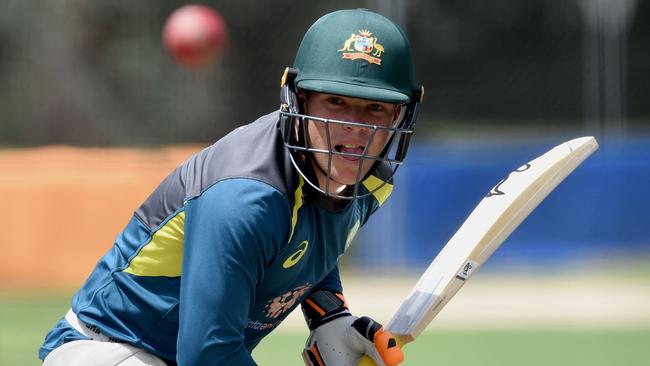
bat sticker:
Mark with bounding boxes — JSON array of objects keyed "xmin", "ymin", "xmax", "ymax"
[
  {"xmin": 486, "ymin": 163, "xmax": 531, "ymax": 197},
  {"xmin": 455, "ymin": 260, "xmax": 479, "ymax": 281}
]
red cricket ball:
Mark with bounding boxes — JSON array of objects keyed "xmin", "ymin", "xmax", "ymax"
[{"xmin": 162, "ymin": 4, "xmax": 227, "ymax": 68}]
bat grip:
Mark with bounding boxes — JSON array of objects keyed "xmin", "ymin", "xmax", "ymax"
[
  {"xmin": 356, "ymin": 336, "xmax": 406, "ymax": 366},
  {"xmin": 357, "ymin": 355, "xmax": 378, "ymax": 366}
]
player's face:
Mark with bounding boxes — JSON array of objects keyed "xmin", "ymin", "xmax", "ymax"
[{"xmin": 303, "ymin": 92, "xmax": 402, "ymax": 193}]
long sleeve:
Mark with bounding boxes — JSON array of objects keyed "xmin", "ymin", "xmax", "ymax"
[
  {"xmin": 312, "ymin": 265, "xmax": 343, "ymax": 294},
  {"xmin": 177, "ymin": 179, "xmax": 290, "ymax": 366}
]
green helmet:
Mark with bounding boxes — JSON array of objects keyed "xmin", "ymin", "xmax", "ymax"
[
  {"xmin": 293, "ymin": 9, "xmax": 414, "ymax": 104},
  {"xmin": 280, "ymin": 9, "xmax": 423, "ymax": 200}
]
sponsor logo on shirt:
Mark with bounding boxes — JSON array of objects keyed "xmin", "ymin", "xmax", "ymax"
[
  {"xmin": 264, "ymin": 283, "xmax": 311, "ymax": 319},
  {"xmin": 246, "ymin": 319, "xmax": 281, "ymax": 331}
]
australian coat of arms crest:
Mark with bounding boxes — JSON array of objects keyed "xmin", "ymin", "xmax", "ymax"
[{"xmin": 338, "ymin": 29, "xmax": 384, "ymax": 65}]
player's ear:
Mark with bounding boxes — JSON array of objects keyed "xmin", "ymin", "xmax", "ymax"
[
  {"xmin": 297, "ymin": 90, "xmax": 309, "ymax": 112},
  {"xmin": 393, "ymin": 104, "xmax": 404, "ymax": 124},
  {"xmin": 296, "ymin": 89, "xmax": 306, "ymax": 100},
  {"xmin": 293, "ymin": 90, "xmax": 309, "ymax": 138}
]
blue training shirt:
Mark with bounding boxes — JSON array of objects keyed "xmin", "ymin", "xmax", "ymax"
[{"xmin": 39, "ymin": 111, "xmax": 394, "ymax": 365}]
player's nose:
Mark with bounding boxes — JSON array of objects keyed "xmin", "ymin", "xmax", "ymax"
[
  {"xmin": 341, "ymin": 109, "xmax": 373, "ymax": 135},
  {"xmin": 340, "ymin": 104, "xmax": 367, "ymax": 123}
]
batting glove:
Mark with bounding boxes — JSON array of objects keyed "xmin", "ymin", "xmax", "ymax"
[{"xmin": 301, "ymin": 290, "xmax": 403, "ymax": 366}]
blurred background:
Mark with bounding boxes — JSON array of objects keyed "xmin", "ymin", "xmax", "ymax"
[{"xmin": 1, "ymin": 0, "xmax": 648, "ymax": 365}]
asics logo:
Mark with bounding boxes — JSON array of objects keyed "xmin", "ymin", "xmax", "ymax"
[{"xmin": 283, "ymin": 240, "xmax": 309, "ymax": 268}]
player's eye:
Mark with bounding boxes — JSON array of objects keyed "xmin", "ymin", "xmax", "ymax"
[
  {"xmin": 368, "ymin": 103, "xmax": 384, "ymax": 112},
  {"xmin": 327, "ymin": 96, "xmax": 344, "ymax": 106}
]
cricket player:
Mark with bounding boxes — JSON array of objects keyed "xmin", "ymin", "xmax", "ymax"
[{"xmin": 40, "ymin": 8, "xmax": 422, "ymax": 366}]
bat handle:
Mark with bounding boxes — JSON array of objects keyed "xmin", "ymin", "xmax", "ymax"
[
  {"xmin": 356, "ymin": 336, "xmax": 406, "ymax": 366},
  {"xmin": 356, "ymin": 355, "xmax": 378, "ymax": 366}
]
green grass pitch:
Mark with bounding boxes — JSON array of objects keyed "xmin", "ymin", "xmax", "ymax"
[
  {"xmin": 2, "ymin": 292, "xmax": 648, "ymax": 366},
  {"xmin": 254, "ymin": 330, "xmax": 650, "ymax": 365}
]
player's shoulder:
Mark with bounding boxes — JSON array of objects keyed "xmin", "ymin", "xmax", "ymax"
[
  {"xmin": 190, "ymin": 177, "xmax": 292, "ymax": 220},
  {"xmin": 188, "ymin": 110, "xmax": 296, "ymax": 199},
  {"xmin": 135, "ymin": 111, "xmax": 298, "ymax": 231},
  {"xmin": 174, "ymin": 110, "xmax": 299, "ymax": 202}
]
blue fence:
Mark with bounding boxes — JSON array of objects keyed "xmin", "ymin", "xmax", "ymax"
[{"xmin": 353, "ymin": 136, "xmax": 650, "ymax": 269}]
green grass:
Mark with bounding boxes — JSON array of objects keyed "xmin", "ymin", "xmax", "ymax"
[
  {"xmin": 253, "ymin": 330, "xmax": 650, "ymax": 365},
  {"xmin": 3, "ymin": 292, "xmax": 649, "ymax": 366},
  {"xmin": 0, "ymin": 290, "xmax": 71, "ymax": 366}
]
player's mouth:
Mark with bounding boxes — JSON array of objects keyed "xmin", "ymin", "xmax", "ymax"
[{"xmin": 335, "ymin": 144, "xmax": 365, "ymax": 161}]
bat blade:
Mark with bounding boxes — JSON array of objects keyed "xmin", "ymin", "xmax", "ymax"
[
  {"xmin": 357, "ymin": 136, "xmax": 597, "ymax": 366},
  {"xmin": 389, "ymin": 136, "xmax": 598, "ymax": 341}
]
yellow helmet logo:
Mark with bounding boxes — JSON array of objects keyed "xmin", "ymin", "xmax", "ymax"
[
  {"xmin": 283, "ymin": 240, "xmax": 309, "ymax": 269},
  {"xmin": 338, "ymin": 29, "xmax": 384, "ymax": 65}
]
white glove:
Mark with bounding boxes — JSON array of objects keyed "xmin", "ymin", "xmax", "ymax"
[{"xmin": 301, "ymin": 290, "xmax": 403, "ymax": 366}]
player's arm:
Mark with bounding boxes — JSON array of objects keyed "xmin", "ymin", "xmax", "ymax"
[
  {"xmin": 300, "ymin": 266, "xmax": 403, "ymax": 366},
  {"xmin": 177, "ymin": 179, "xmax": 290, "ymax": 366}
]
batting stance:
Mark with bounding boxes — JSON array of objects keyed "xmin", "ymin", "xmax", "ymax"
[{"xmin": 40, "ymin": 9, "xmax": 423, "ymax": 366}]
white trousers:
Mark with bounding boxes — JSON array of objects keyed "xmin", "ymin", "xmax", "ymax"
[
  {"xmin": 42, "ymin": 340, "xmax": 169, "ymax": 366},
  {"xmin": 43, "ymin": 309, "xmax": 169, "ymax": 366}
]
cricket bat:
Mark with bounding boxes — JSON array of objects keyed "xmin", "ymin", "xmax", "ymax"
[{"xmin": 358, "ymin": 136, "xmax": 598, "ymax": 366}]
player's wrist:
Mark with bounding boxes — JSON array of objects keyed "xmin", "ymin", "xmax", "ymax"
[{"xmin": 301, "ymin": 290, "xmax": 350, "ymax": 330}]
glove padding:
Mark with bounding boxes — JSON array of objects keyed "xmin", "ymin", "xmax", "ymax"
[
  {"xmin": 303, "ymin": 315, "xmax": 403, "ymax": 366},
  {"xmin": 301, "ymin": 290, "xmax": 403, "ymax": 366}
]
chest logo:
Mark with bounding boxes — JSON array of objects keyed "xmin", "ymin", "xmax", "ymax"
[
  {"xmin": 265, "ymin": 283, "xmax": 311, "ymax": 319},
  {"xmin": 283, "ymin": 240, "xmax": 309, "ymax": 269}
]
